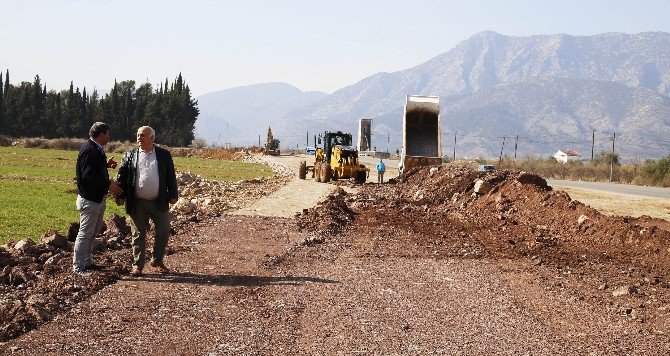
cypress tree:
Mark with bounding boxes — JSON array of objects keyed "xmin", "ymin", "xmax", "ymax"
[
  {"xmin": 0, "ymin": 71, "xmax": 4, "ymax": 133},
  {"xmin": 3, "ymin": 70, "xmax": 8, "ymax": 97}
]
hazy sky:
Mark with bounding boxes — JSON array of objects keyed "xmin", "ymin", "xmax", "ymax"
[{"xmin": 2, "ymin": 0, "xmax": 670, "ymax": 96}]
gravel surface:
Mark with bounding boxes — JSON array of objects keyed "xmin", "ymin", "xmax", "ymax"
[{"xmin": 2, "ymin": 158, "xmax": 670, "ymax": 354}]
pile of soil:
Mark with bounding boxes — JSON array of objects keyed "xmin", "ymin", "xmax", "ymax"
[
  {"xmin": 169, "ymin": 147, "xmax": 262, "ymax": 160},
  {"xmin": 296, "ymin": 163, "xmax": 670, "ymax": 324}
]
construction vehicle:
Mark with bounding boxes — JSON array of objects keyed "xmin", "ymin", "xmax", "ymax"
[
  {"xmin": 400, "ymin": 95, "xmax": 442, "ymax": 173},
  {"xmin": 264, "ymin": 126, "xmax": 280, "ymax": 156},
  {"xmin": 298, "ymin": 131, "xmax": 369, "ymax": 183}
]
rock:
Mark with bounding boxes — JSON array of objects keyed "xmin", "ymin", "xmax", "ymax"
[
  {"xmin": 1, "ymin": 265, "xmax": 12, "ymax": 283},
  {"xmin": 67, "ymin": 223, "xmax": 80, "ymax": 242},
  {"xmin": 14, "ymin": 239, "xmax": 34, "ymax": 252},
  {"xmin": 104, "ymin": 214, "xmax": 131, "ymax": 237},
  {"xmin": 413, "ymin": 190, "xmax": 425, "ymax": 201},
  {"xmin": 42, "ymin": 232, "xmax": 67, "ymax": 248},
  {"xmin": 44, "ymin": 252, "xmax": 65, "ymax": 266},
  {"xmin": 598, "ymin": 283, "xmax": 608, "ymax": 290},
  {"xmin": 473, "ymin": 179, "xmax": 493, "ymax": 195},
  {"xmin": 172, "ymin": 198, "xmax": 197, "ymax": 213},
  {"xmin": 516, "ymin": 172, "xmax": 549, "ymax": 189},
  {"xmin": 577, "ymin": 215, "xmax": 589, "ymax": 226},
  {"xmin": 612, "ymin": 285, "xmax": 637, "ymax": 297},
  {"xmin": 429, "ymin": 167, "xmax": 439, "ymax": 176}
]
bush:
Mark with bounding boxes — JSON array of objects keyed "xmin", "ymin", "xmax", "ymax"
[
  {"xmin": 0, "ymin": 135, "xmax": 13, "ymax": 147},
  {"xmin": 190, "ymin": 137, "xmax": 207, "ymax": 149}
]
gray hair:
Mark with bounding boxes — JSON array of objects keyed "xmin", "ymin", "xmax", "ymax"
[
  {"xmin": 139, "ymin": 126, "xmax": 156, "ymax": 139},
  {"xmin": 89, "ymin": 122, "xmax": 110, "ymax": 138}
]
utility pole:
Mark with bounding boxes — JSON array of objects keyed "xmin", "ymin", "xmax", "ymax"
[
  {"xmin": 609, "ymin": 132, "xmax": 615, "ymax": 182},
  {"xmin": 591, "ymin": 130, "xmax": 595, "ymax": 162},
  {"xmin": 258, "ymin": 135, "xmax": 261, "ymax": 148},
  {"xmin": 498, "ymin": 135, "xmax": 506, "ymax": 165},
  {"xmin": 513, "ymin": 134, "xmax": 519, "ymax": 167},
  {"xmin": 387, "ymin": 133, "xmax": 390, "ymax": 153},
  {"xmin": 453, "ymin": 132, "xmax": 457, "ymax": 161},
  {"xmin": 306, "ymin": 131, "xmax": 309, "ymax": 147}
]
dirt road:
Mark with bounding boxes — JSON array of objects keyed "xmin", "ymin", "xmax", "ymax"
[{"xmin": 2, "ymin": 158, "xmax": 670, "ymax": 354}]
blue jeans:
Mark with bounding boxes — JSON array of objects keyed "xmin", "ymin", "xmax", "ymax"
[{"xmin": 72, "ymin": 195, "xmax": 106, "ymax": 271}]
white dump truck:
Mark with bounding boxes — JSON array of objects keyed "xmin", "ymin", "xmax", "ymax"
[{"xmin": 400, "ymin": 95, "xmax": 442, "ymax": 173}]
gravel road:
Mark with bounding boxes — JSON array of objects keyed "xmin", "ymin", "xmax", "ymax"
[
  {"xmin": 3, "ymin": 158, "xmax": 669, "ymax": 354},
  {"xmin": 548, "ymin": 179, "xmax": 670, "ymax": 200}
]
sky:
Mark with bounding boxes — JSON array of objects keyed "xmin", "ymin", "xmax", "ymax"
[{"xmin": 2, "ymin": 0, "xmax": 670, "ymax": 97}]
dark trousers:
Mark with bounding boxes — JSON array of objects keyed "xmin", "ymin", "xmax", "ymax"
[{"xmin": 129, "ymin": 198, "xmax": 170, "ymax": 268}]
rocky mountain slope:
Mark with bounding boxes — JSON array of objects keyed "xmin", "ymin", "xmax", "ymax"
[{"xmin": 198, "ymin": 32, "xmax": 670, "ymax": 159}]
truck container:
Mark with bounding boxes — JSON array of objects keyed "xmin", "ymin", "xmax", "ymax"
[{"xmin": 401, "ymin": 95, "xmax": 442, "ymax": 172}]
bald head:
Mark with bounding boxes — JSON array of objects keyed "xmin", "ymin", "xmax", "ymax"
[{"xmin": 137, "ymin": 126, "xmax": 155, "ymax": 151}]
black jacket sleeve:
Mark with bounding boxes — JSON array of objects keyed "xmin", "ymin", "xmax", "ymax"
[
  {"xmin": 116, "ymin": 149, "xmax": 133, "ymax": 200},
  {"xmin": 166, "ymin": 152, "xmax": 178, "ymax": 200}
]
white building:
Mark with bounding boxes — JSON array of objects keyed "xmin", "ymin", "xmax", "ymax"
[{"xmin": 553, "ymin": 150, "xmax": 583, "ymax": 164}]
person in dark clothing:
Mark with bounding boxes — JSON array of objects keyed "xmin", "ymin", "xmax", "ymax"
[
  {"xmin": 73, "ymin": 122, "xmax": 122, "ymax": 277},
  {"xmin": 116, "ymin": 126, "xmax": 178, "ymax": 276}
]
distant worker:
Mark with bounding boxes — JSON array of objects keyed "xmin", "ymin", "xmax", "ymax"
[{"xmin": 376, "ymin": 158, "xmax": 386, "ymax": 183}]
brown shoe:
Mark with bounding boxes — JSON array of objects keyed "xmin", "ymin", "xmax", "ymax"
[
  {"xmin": 131, "ymin": 266, "xmax": 143, "ymax": 276},
  {"xmin": 150, "ymin": 261, "xmax": 170, "ymax": 274}
]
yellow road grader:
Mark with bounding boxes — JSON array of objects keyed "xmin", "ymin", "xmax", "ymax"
[{"xmin": 298, "ymin": 131, "xmax": 369, "ymax": 183}]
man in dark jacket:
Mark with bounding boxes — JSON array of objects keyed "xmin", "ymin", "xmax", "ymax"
[
  {"xmin": 116, "ymin": 126, "xmax": 178, "ymax": 276},
  {"xmin": 73, "ymin": 122, "xmax": 122, "ymax": 277}
]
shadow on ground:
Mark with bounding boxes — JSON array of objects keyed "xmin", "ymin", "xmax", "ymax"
[{"xmin": 127, "ymin": 272, "xmax": 339, "ymax": 286}]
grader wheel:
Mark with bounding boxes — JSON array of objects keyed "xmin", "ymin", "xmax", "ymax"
[
  {"xmin": 298, "ymin": 161, "xmax": 307, "ymax": 179},
  {"xmin": 355, "ymin": 168, "xmax": 367, "ymax": 184},
  {"xmin": 315, "ymin": 163, "xmax": 322, "ymax": 182},
  {"xmin": 322, "ymin": 164, "xmax": 332, "ymax": 183}
]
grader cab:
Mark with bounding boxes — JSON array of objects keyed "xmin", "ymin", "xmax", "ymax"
[{"xmin": 298, "ymin": 131, "xmax": 369, "ymax": 183}]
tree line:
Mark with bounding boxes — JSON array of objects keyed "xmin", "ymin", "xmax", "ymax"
[{"xmin": 0, "ymin": 70, "xmax": 199, "ymax": 147}]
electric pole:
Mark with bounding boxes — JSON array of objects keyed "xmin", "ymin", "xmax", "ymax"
[
  {"xmin": 609, "ymin": 132, "xmax": 615, "ymax": 182},
  {"xmin": 453, "ymin": 132, "xmax": 457, "ymax": 161},
  {"xmin": 387, "ymin": 133, "xmax": 390, "ymax": 153},
  {"xmin": 306, "ymin": 131, "xmax": 309, "ymax": 146},
  {"xmin": 258, "ymin": 135, "xmax": 261, "ymax": 148},
  {"xmin": 498, "ymin": 135, "xmax": 506, "ymax": 165},
  {"xmin": 591, "ymin": 130, "xmax": 595, "ymax": 162}
]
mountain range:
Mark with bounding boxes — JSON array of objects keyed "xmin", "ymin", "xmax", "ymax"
[{"xmin": 196, "ymin": 31, "xmax": 670, "ymax": 160}]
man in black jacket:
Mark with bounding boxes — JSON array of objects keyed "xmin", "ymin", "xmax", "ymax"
[
  {"xmin": 73, "ymin": 122, "xmax": 122, "ymax": 277},
  {"xmin": 116, "ymin": 126, "xmax": 178, "ymax": 276}
]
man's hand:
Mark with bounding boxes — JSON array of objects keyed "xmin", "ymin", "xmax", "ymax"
[
  {"xmin": 108, "ymin": 180, "xmax": 123, "ymax": 196},
  {"xmin": 169, "ymin": 198, "xmax": 178, "ymax": 204},
  {"xmin": 107, "ymin": 156, "xmax": 118, "ymax": 169},
  {"xmin": 115, "ymin": 198, "xmax": 125, "ymax": 206}
]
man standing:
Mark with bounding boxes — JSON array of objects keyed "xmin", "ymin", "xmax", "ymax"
[
  {"xmin": 116, "ymin": 126, "xmax": 178, "ymax": 276},
  {"xmin": 73, "ymin": 122, "xmax": 122, "ymax": 277},
  {"xmin": 376, "ymin": 158, "xmax": 386, "ymax": 183}
]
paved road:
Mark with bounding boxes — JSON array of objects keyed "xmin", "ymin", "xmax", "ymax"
[{"xmin": 547, "ymin": 179, "xmax": 670, "ymax": 200}]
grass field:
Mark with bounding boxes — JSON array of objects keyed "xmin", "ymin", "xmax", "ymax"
[{"xmin": 0, "ymin": 146, "xmax": 272, "ymax": 243}]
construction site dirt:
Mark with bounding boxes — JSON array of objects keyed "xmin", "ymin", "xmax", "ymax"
[{"xmin": 1, "ymin": 157, "xmax": 670, "ymax": 354}]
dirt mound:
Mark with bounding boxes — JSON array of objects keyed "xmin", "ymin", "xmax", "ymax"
[
  {"xmin": 168, "ymin": 147, "xmax": 256, "ymax": 161},
  {"xmin": 296, "ymin": 188, "xmax": 355, "ymax": 243},
  {"xmin": 0, "ymin": 215, "xmax": 134, "ymax": 341},
  {"xmin": 285, "ymin": 164, "xmax": 670, "ymax": 325},
  {"xmin": 370, "ymin": 165, "xmax": 670, "ymax": 270}
]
